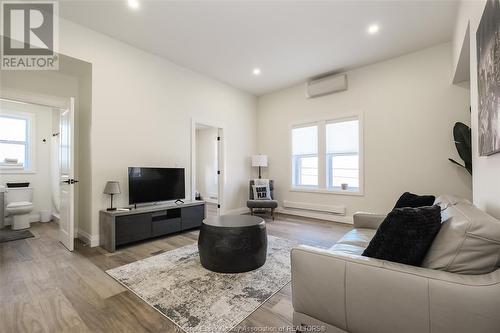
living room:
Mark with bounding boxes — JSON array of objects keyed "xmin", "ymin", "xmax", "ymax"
[{"xmin": 0, "ymin": 0, "xmax": 499, "ymax": 332}]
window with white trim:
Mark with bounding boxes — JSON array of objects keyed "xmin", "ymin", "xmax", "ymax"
[
  {"xmin": 0, "ymin": 114, "xmax": 31, "ymax": 171},
  {"xmin": 291, "ymin": 117, "xmax": 362, "ymax": 194},
  {"xmin": 326, "ymin": 119, "xmax": 359, "ymax": 191},
  {"xmin": 292, "ymin": 125, "xmax": 318, "ymax": 186}
]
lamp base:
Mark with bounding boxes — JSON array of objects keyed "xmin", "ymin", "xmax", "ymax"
[{"xmin": 107, "ymin": 208, "xmax": 117, "ymax": 211}]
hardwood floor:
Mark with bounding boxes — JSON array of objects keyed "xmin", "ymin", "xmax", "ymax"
[{"xmin": 0, "ymin": 215, "xmax": 351, "ymax": 333}]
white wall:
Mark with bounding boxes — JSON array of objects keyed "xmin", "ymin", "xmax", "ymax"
[
  {"xmin": 77, "ymin": 71, "xmax": 92, "ymax": 240},
  {"xmin": 57, "ymin": 18, "xmax": 257, "ymax": 244},
  {"xmin": 257, "ymin": 43, "xmax": 472, "ymax": 219},
  {"xmin": 0, "ymin": 101, "xmax": 53, "ymax": 223},
  {"xmin": 196, "ymin": 127, "xmax": 219, "ymax": 200},
  {"xmin": 452, "ymin": 0, "xmax": 500, "ymax": 219}
]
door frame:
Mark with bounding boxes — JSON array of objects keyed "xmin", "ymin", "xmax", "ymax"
[
  {"xmin": 0, "ymin": 90, "xmax": 77, "ymax": 251},
  {"xmin": 0, "ymin": 89, "xmax": 70, "ymax": 110},
  {"xmin": 190, "ymin": 119, "xmax": 225, "ymax": 214},
  {"xmin": 58, "ymin": 98, "xmax": 76, "ymax": 251}
]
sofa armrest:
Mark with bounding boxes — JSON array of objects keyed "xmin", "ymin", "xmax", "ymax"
[
  {"xmin": 291, "ymin": 245, "xmax": 500, "ymax": 333},
  {"xmin": 352, "ymin": 212, "xmax": 386, "ymax": 229},
  {"xmin": 291, "ymin": 245, "xmax": 351, "ymax": 331}
]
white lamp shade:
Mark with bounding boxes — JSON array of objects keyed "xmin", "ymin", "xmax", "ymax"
[
  {"xmin": 104, "ymin": 181, "xmax": 121, "ymax": 195},
  {"xmin": 252, "ymin": 155, "xmax": 268, "ymax": 167}
]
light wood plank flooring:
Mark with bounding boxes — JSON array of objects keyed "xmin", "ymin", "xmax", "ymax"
[{"xmin": 0, "ymin": 215, "xmax": 351, "ymax": 333}]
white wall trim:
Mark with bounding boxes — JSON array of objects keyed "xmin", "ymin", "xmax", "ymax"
[
  {"xmin": 1, "ymin": 89, "xmax": 71, "ymax": 109},
  {"xmin": 275, "ymin": 207, "xmax": 353, "ymax": 224},
  {"xmin": 78, "ymin": 229, "xmax": 99, "ymax": 247}
]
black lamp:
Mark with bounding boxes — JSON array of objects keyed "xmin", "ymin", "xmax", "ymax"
[{"xmin": 104, "ymin": 181, "xmax": 121, "ymax": 211}]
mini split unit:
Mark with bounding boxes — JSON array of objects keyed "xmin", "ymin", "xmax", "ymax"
[{"xmin": 305, "ymin": 73, "xmax": 348, "ymax": 98}]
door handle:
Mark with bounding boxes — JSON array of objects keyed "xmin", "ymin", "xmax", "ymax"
[{"xmin": 62, "ymin": 179, "xmax": 79, "ymax": 184}]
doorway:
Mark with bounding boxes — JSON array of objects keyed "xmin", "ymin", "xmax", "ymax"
[
  {"xmin": 0, "ymin": 96, "xmax": 77, "ymax": 251},
  {"xmin": 192, "ymin": 122, "xmax": 223, "ymax": 218}
]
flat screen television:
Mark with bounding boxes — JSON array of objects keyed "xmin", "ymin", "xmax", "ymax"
[{"xmin": 128, "ymin": 167, "xmax": 185, "ymax": 204}]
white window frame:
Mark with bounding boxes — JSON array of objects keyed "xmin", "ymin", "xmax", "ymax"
[
  {"xmin": 291, "ymin": 122, "xmax": 319, "ymax": 188},
  {"xmin": 290, "ymin": 114, "xmax": 364, "ymax": 196},
  {"xmin": 0, "ymin": 111, "xmax": 35, "ymax": 174},
  {"xmin": 292, "ymin": 153, "xmax": 319, "ymax": 187}
]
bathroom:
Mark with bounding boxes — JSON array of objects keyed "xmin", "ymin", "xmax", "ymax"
[{"xmin": 0, "ymin": 99, "xmax": 62, "ymax": 232}]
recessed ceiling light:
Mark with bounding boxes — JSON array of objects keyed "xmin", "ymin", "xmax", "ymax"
[
  {"xmin": 128, "ymin": 0, "xmax": 140, "ymax": 9},
  {"xmin": 367, "ymin": 24, "xmax": 380, "ymax": 35},
  {"xmin": 253, "ymin": 68, "xmax": 261, "ymax": 76}
]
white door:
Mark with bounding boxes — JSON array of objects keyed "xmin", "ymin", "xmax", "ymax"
[{"xmin": 59, "ymin": 98, "xmax": 75, "ymax": 251}]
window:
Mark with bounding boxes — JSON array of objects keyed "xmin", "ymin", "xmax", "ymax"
[
  {"xmin": 326, "ymin": 120, "xmax": 359, "ymax": 191},
  {"xmin": 292, "ymin": 125, "xmax": 318, "ymax": 186},
  {"xmin": 291, "ymin": 117, "xmax": 362, "ymax": 194},
  {"xmin": 0, "ymin": 114, "xmax": 32, "ymax": 171}
]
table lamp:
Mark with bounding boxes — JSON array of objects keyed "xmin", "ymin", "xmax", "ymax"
[
  {"xmin": 104, "ymin": 181, "xmax": 121, "ymax": 211},
  {"xmin": 252, "ymin": 155, "xmax": 268, "ymax": 179}
]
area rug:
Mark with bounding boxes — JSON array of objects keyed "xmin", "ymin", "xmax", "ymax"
[
  {"xmin": 106, "ymin": 236, "xmax": 297, "ymax": 333},
  {"xmin": 0, "ymin": 228, "xmax": 34, "ymax": 243}
]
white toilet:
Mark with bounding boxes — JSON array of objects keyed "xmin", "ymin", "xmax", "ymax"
[{"xmin": 5, "ymin": 187, "xmax": 34, "ymax": 230}]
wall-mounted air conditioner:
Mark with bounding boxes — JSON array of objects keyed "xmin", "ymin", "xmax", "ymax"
[{"xmin": 305, "ymin": 73, "xmax": 347, "ymax": 98}]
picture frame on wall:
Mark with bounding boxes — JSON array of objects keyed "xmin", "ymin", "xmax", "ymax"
[{"xmin": 477, "ymin": 0, "xmax": 500, "ymax": 156}]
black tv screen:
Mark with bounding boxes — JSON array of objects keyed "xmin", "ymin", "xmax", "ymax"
[{"xmin": 128, "ymin": 167, "xmax": 185, "ymax": 204}]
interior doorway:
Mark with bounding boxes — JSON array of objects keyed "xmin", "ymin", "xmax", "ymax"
[
  {"xmin": 192, "ymin": 122, "xmax": 223, "ymax": 218},
  {"xmin": 0, "ymin": 96, "xmax": 76, "ymax": 251}
]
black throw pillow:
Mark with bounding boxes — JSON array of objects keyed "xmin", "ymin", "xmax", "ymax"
[
  {"xmin": 362, "ymin": 205, "xmax": 442, "ymax": 266},
  {"xmin": 394, "ymin": 192, "xmax": 435, "ymax": 209}
]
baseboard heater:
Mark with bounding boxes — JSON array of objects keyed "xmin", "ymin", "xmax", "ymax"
[{"xmin": 282, "ymin": 200, "xmax": 346, "ymax": 215}]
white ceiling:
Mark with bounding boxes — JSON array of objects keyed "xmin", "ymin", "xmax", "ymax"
[{"xmin": 60, "ymin": 1, "xmax": 459, "ymax": 96}]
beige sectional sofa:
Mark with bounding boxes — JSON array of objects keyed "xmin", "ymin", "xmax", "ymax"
[{"xmin": 291, "ymin": 196, "xmax": 500, "ymax": 333}]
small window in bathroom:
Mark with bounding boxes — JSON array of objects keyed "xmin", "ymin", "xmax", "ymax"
[{"xmin": 0, "ymin": 114, "xmax": 32, "ymax": 172}]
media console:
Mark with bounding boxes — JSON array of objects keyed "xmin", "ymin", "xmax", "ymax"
[{"xmin": 99, "ymin": 200, "xmax": 205, "ymax": 252}]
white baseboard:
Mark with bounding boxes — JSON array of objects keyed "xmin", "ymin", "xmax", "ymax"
[
  {"xmin": 223, "ymin": 207, "xmax": 250, "ymax": 215},
  {"xmin": 275, "ymin": 207, "xmax": 353, "ymax": 224},
  {"xmin": 78, "ymin": 229, "xmax": 100, "ymax": 247},
  {"xmin": 219, "ymin": 206, "xmax": 352, "ymax": 224}
]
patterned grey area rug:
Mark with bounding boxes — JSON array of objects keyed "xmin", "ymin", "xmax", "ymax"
[{"xmin": 106, "ymin": 236, "xmax": 297, "ymax": 333}]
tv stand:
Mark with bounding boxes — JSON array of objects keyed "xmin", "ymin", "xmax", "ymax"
[
  {"xmin": 175, "ymin": 199, "xmax": 184, "ymax": 204},
  {"xmin": 99, "ymin": 200, "xmax": 205, "ymax": 252}
]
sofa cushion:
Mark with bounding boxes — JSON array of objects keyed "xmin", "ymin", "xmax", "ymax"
[
  {"xmin": 394, "ymin": 191, "xmax": 436, "ymax": 208},
  {"xmin": 335, "ymin": 229, "xmax": 376, "ymax": 248},
  {"xmin": 362, "ymin": 206, "xmax": 442, "ymax": 266},
  {"xmin": 422, "ymin": 199, "xmax": 500, "ymax": 274},
  {"xmin": 246, "ymin": 199, "xmax": 278, "ymax": 208},
  {"xmin": 328, "ymin": 229, "xmax": 376, "ymax": 255},
  {"xmin": 329, "ymin": 243, "xmax": 366, "ymax": 255}
]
